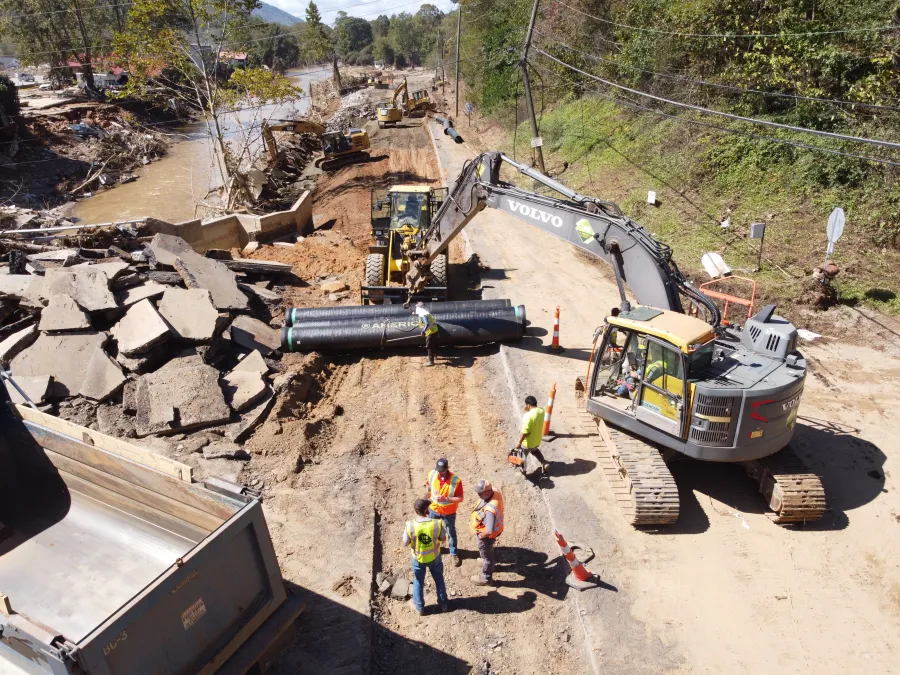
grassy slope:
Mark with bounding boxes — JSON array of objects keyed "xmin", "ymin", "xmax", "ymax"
[{"xmin": 479, "ymin": 96, "xmax": 900, "ymax": 317}]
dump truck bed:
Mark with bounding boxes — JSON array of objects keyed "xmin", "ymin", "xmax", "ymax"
[{"xmin": 0, "ymin": 401, "xmax": 302, "ymax": 675}]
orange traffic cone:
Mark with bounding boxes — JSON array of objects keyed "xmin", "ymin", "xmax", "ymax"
[
  {"xmin": 545, "ymin": 306, "xmax": 565, "ymax": 353},
  {"xmin": 553, "ymin": 529, "xmax": 599, "ymax": 591},
  {"xmin": 542, "ymin": 382, "xmax": 557, "ymax": 442}
]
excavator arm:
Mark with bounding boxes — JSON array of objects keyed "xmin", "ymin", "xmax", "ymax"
[
  {"xmin": 407, "ymin": 151, "xmax": 720, "ymax": 324},
  {"xmin": 391, "ymin": 77, "xmax": 408, "ymax": 107}
]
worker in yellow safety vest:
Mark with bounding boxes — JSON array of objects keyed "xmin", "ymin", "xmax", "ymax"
[
  {"xmin": 403, "ymin": 498, "xmax": 449, "ymax": 615},
  {"xmin": 469, "ymin": 479, "xmax": 504, "ymax": 586},
  {"xmin": 425, "ymin": 458, "xmax": 464, "ymax": 567},
  {"xmin": 415, "ymin": 301, "xmax": 439, "ymax": 366}
]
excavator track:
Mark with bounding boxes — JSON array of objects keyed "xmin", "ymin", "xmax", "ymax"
[
  {"xmin": 742, "ymin": 447, "xmax": 826, "ymax": 524},
  {"xmin": 316, "ymin": 151, "xmax": 369, "ymax": 172},
  {"xmin": 576, "ymin": 390, "xmax": 679, "ymax": 526}
]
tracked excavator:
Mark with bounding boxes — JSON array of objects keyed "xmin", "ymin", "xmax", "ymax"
[
  {"xmin": 399, "ymin": 150, "xmax": 826, "ymax": 526},
  {"xmin": 262, "ymin": 119, "xmax": 370, "ymax": 171},
  {"xmin": 376, "ymin": 78, "xmax": 406, "ymax": 128}
]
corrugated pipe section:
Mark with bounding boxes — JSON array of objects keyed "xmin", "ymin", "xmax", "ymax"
[
  {"xmin": 434, "ymin": 116, "xmax": 463, "ymax": 143},
  {"xmin": 282, "ymin": 304, "xmax": 527, "ymax": 352},
  {"xmin": 285, "ymin": 299, "xmax": 513, "ymax": 326}
]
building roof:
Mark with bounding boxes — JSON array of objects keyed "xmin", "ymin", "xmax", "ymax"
[{"xmin": 610, "ymin": 306, "xmax": 714, "ymax": 352}]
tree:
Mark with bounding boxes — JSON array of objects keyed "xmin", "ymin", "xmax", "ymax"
[
  {"xmin": 114, "ymin": 0, "xmax": 303, "ymax": 209},
  {"xmin": 246, "ymin": 20, "xmax": 301, "ymax": 73},
  {"xmin": 336, "ymin": 16, "xmax": 373, "ymax": 59},
  {"xmin": 390, "ymin": 12, "xmax": 422, "ymax": 67},
  {"xmin": 371, "ymin": 15, "xmax": 390, "ymax": 39},
  {"xmin": 373, "ymin": 37, "xmax": 395, "ymax": 67}
]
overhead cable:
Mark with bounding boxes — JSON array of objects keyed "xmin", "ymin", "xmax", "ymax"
[
  {"xmin": 535, "ymin": 49, "xmax": 900, "ymax": 150},
  {"xmin": 533, "ymin": 28, "xmax": 900, "ymax": 112},
  {"xmin": 550, "ymin": 0, "xmax": 899, "ymax": 38},
  {"xmin": 528, "ymin": 61, "xmax": 900, "ymax": 168}
]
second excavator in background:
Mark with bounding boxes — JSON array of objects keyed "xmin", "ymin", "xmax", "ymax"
[
  {"xmin": 262, "ymin": 119, "xmax": 370, "ymax": 171},
  {"xmin": 377, "ymin": 150, "xmax": 825, "ymax": 527}
]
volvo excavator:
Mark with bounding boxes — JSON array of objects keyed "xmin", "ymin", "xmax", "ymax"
[
  {"xmin": 398, "ymin": 150, "xmax": 826, "ymax": 526},
  {"xmin": 262, "ymin": 119, "xmax": 370, "ymax": 171}
]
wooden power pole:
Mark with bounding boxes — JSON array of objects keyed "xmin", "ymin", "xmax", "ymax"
[
  {"xmin": 520, "ymin": 0, "xmax": 545, "ymax": 173},
  {"xmin": 455, "ymin": 5, "xmax": 462, "ymax": 118}
]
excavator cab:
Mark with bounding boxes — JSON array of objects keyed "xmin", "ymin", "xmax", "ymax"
[{"xmin": 363, "ymin": 186, "xmax": 448, "ymax": 304}]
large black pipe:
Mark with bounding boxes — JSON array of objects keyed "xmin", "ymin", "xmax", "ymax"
[
  {"xmin": 446, "ymin": 127, "xmax": 464, "ymax": 144},
  {"xmin": 282, "ymin": 305, "xmax": 526, "ymax": 352},
  {"xmin": 285, "ymin": 299, "xmax": 513, "ymax": 326}
]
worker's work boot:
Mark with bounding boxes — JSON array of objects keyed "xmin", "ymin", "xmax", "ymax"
[
  {"xmin": 470, "ymin": 575, "xmax": 491, "ymax": 586},
  {"xmin": 424, "ymin": 356, "xmax": 435, "ymax": 367},
  {"xmin": 451, "ymin": 554, "xmax": 461, "ymax": 567},
  {"xmin": 408, "ymin": 599, "xmax": 423, "ymax": 615}
]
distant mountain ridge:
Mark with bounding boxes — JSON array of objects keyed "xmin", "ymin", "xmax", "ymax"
[{"xmin": 252, "ymin": 2, "xmax": 303, "ymax": 25}]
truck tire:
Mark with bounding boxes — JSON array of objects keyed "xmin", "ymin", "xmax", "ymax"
[
  {"xmin": 365, "ymin": 253, "xmax": 385, "ymax": 304},
  {"xmin": 431, "ymin": 253, "xmax": 448, "ymax": 289}
]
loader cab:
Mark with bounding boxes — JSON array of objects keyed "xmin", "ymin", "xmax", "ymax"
[{"xmin": 588, "ymin": 306, "xmax": 714, "ymax": 440}]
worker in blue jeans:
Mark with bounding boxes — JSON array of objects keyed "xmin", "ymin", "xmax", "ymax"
[{"xmin": 402, "ymin": 498, "xmax": 450, "ymax": 614}]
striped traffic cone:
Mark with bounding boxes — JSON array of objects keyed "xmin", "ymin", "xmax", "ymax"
[
  {"xmin": 542, "ymin": 382, "xmax": 557, "ymax": 442},
  {"xmin": 545, "ymin": 306, "xmax": 565, "ymax": 353},
  {"xmin": 553, "ymin": 529, "xmax": 599, "ymax": 591}
]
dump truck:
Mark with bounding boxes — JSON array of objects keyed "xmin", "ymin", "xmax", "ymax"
[{"xmin": 0, "ymin": 381, "xmax": 303, "ymax": 674}]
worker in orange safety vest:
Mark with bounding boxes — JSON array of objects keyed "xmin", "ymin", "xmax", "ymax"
[
  {"xmin": 425, "ymin": 458, "xmax": 464, "ymax": 567},
  {"xmin": 469, "ymin": 479, "xmax": 504, "ymax": 585}
]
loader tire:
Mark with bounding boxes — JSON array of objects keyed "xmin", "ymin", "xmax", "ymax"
[
  {"xmin": 431, "ymin": 253, "xmax": 448, "ymax": 290},
  {"xmin": 365, "ymin": 253, "xmax": 385, "ymax": 305}
]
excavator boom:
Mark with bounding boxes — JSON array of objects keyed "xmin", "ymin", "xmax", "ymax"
[{"xmin": 410, "ymin": 151, "xmax": 719, "ymax": 324}]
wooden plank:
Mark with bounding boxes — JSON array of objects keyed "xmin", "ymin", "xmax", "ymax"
[
  {"xmin": 27, "ymin": 424, "xmax": 236, "ymax": 522},
  {"xmin": 13, "ymin": 404, "xmax": 192, "ymax": 481},
  {"xmin": 57, "ymin": 470, "xmax": 208, "ymax": 542},
  {"xmin": 54, "ymin": 461, "xmax": 217, "ymax": 535}
]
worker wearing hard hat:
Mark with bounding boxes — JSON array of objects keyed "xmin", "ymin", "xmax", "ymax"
[
  {"xmin": 415, "ymin": 301, "xmax": 438, "ymax": 366},
  {"xmin": 470, "ymin": 479, "xmax": 504, "ymax": 586},
  {"xmin": 425, "ymin": 458, "xmax": 464, "ymax": 567}
]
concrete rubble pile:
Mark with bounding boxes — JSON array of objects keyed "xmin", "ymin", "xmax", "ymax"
[{"xmin": 1, "ymin": 226, "xmax": 297, "ymax": 468}]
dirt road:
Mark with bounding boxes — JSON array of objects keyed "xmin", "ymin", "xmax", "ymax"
[
  {"xmin": 428, "ymin": 121, "xmax": 900, "ymax": 674},
  {"xmin": 241, "ymin": 97, "xmax": 592, "ymax": 673}
]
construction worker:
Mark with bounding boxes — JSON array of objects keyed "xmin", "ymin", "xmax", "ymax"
[
  {"xmin": 425, "ymin": 458, "xmax": 463, "ymax": 567},
  {"xmin": 415, "ymin": 301, "xmax": 438, "ymax": 366},
  {"xmin": 515, "ymin": 395, "xmax": 550, "ymax": 476},
  {"xmin": 402, "ymin": 498, "xmax": 449, "ymax": 615},
  {"xmin": 470, "ymin": 479, "xmax": 504, "ymax": 586}
]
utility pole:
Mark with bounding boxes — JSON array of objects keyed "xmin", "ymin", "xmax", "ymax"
[
  {"xmin": 455, "ymin": 4, "xmax": 462, "ymax": 118},
  {"xmin": 520, "ymin": 0, "xmax": 545, "ymax": 174},
  {"xmin": 439, "ymin": 30, "xmax": 446, "ymax": 95}
]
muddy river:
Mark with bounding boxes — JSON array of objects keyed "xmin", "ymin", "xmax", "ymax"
[{"xmin": 71, "ymin": 67, "xmax": 331, "ymax": 225}]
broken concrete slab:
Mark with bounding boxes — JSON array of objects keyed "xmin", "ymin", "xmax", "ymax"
[
  {"xmin": 173, "ymin": 255, "xmax": 247, "ymax": 311},
  {"xmin": 238, "ymin": 282, "xmax": 280, "ymax": 303},
  {"xmin": 390, "ymin": 578, "xmax": 411, "ymax": 600},
  {"xmin": 74, "ymin": 260, "xmax": 130, "ymax": 281},
  {"xmin": 222, "ymin": 370, "xmax": 269, "ymax": 412},
  {"xmin": 38, "ymin": 294, "xmax": 91, "ymax": 332},
  {"xmin": 146, "ymin": 271, "xmax": 184, "ymax": 285},
  {"xmin": 43, "ymin": 268, "xmax": 116, "ymax": 312},
  {"xmin": 231, "ymin": 350, "xmax": 269, "ymax": 377},
  {"xmin": 115, "ymin": 342, "xmax": 173, "ymax": 374},
  {"xmin": 134, "ymin": 357, "xmax": 231, "ymax": 436},
  {"xmin": 0, "ymin": 324, "xmax": 38, "ymax": 365},
  {"xmin": 0, "ymin": 274, "xmax": 45, "ymax": 307},
  {"xmin": 202, "ymin": 442, "xmax": 250, "ymax": 460},
  {"xmin": 158, "ymin": 287, "xmax": 218, "ymax": 342},
  {"xmin": 110, "ymin": 299, "xmax": 170, "ymax": 356},
  {"xmin": 115, "ymin": 280, "xmax": 167, "ymax": 308},
  {"xmin": 220, "ymin": 258, "xmax": 292, "ymax": 275},
  {"xmin": 122, "ymin": 379, "xmax": 138, "ymax": 413},
  {"xmin": 241, "ymin": 241, "xmax": 260, "ymax": 255},
  {"xmin": 150, "ymin": 234, "xmax": 247, "ymax": 311},
  {"xmin": 146, "ymin": 233, "xmax": 191, "ymax": 268},
  {"xmin": 28, "ymin": 248, "xmax": 79, "ymax": 263},
  {"xmin": 229, "ymin": 315, "xmax": 281, "ymax": 355},
  {"xmin": 3, "ymin": 375, "xmax": 52, "ymax": 405},
  {"xmin": 10, "ymin": 333, "xmax": 111, "ymax": 398},
  {"xmin": 79, "ymin": 348, "xmax": 127, "ymax": 401},
  {"xmin": 226, "ymin": 390, "xmax": 275, "ymax": 443}
]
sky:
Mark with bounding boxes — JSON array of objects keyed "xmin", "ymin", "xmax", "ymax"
[{"xmin": 268, "ymin": 0, "xmax": 457, "ymax": 24}]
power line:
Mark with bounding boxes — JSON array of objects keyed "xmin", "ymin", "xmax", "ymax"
[
  {"xmin": 535, "ymin": 49, "xmax": 900, "ymax": 150},
  {"xmin": 533, "ymin": 28, "xmax": 900, "ymax": 112},
  {"xmin": 550, "ymin": 0, "xmax": 899, "ymax": 38},
  {"xmin": 528, "ymin": 61, "xmax": 900, "ymax": 168}
]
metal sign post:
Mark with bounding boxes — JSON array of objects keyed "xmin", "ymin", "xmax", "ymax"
[
  {"xmin": 749, "ymin": 222, "xmax": 766, "ymax": 272},
  {"xmin": 824, "ymin": 207, "xmax": 845, "ymax": 268}
]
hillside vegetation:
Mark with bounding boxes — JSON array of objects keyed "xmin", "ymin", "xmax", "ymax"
[{"xmin": 454, "ymin": 0, "xmax": 900, "ymax": 314}]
